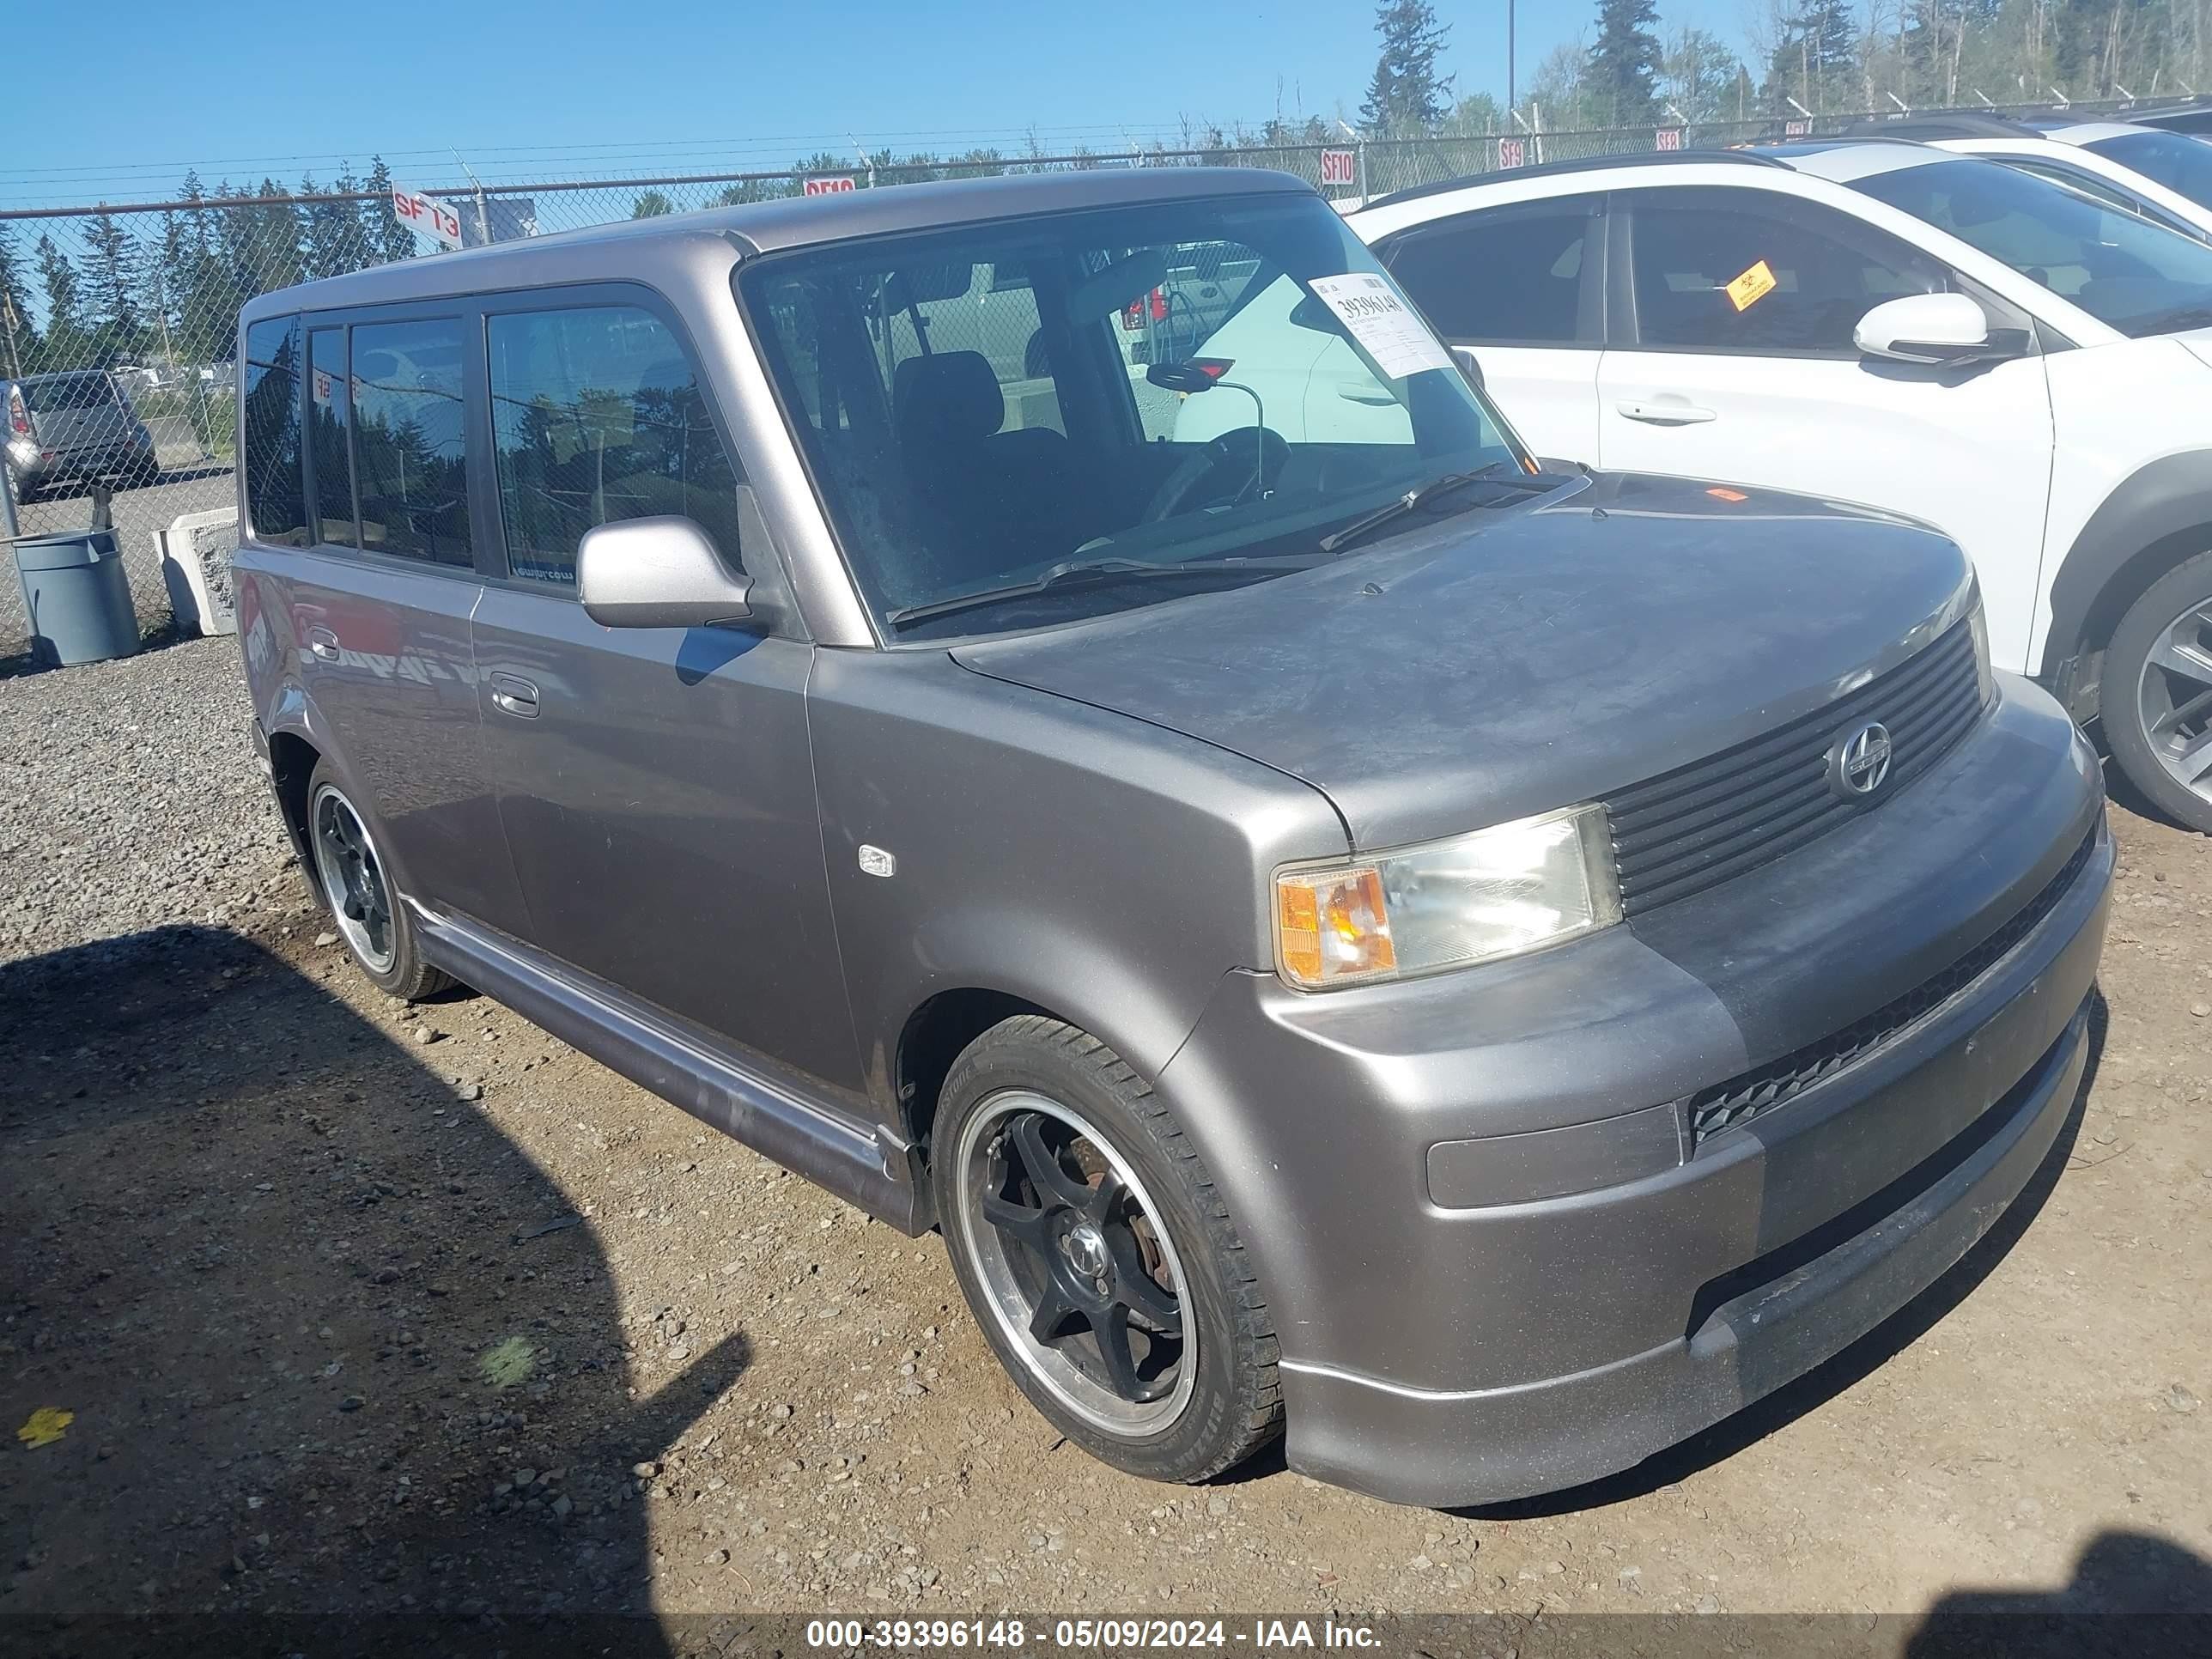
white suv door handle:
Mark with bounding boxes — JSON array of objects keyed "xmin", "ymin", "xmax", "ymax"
[
  {"xmin": 1616, "ymin": 398, "xmax": 1718, "ymax": 426},
  {"xmin": 306, "ymin": 626, "xmax": 340, "ymax": 662}
]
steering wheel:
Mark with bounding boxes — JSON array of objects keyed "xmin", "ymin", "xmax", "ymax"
[{"xmin": 1141, "ymin": 427, "xmax": 1290, "ymax": 523}]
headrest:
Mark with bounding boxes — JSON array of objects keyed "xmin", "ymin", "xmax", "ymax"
[{"xmin": 892, "ymin": 350, "xmax": 1004, "ymax": 444}]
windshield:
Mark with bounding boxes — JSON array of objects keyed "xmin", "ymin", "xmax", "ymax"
[
  {"xmin": 2083, "ymin": 130, "xmax": 2212, "ymax": 213},
  {"xmin": 1852, "ymin": 157, "xmax": 2212, "ymax": 337},
  {"xmin": 740, "ymin": 192, "xmax": 1523, "ymax": 640},
  {"xmin": 22, "ymin": 373, "xmax": 121, "ymax": 413}
]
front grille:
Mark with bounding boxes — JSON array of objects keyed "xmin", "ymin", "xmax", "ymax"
[
  {"xmin": 1684, "ymin": 828, "xmax": 2098, "ymax": 1151},
  {"xmin": 1605, "ymin": 621, "xmax": 1984, "ymax": 916}
]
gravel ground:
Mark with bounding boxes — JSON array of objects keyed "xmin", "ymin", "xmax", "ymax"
[{"xmin": 3, "ymin": 635, "xmax": 2209, "ymax": 1655}]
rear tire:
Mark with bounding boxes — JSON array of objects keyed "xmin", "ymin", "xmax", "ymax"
[
  {"xmin": 306, "ymin": 759, "xmax": 452, "ymax": 1001},
  {"xmin": 2103, "ymin": 549, "xmax": 2212, "ymax": 836},
  {"xmin": 6, "ymin": 467, "xmax": 37, "ymax": 507},
  {"xmin": 932, "ymin": 1016, "xmax": 1281, "ymax": 1485}
]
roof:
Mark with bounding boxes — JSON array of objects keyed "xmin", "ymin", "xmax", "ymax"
[
  {"xmin": 1843, "ymin": 112, "xmax": 2039, "ymax": 141},
  {"xmin": 1356, "ymin": 148, "xmax": 1784, "ymax": 213},
  {"xmin": 242, "ymin": 167, "xmax": 1310, "ymax": 320}
]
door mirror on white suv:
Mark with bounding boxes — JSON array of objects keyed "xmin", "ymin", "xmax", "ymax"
[
  {"xmin": 1855, "ymin": 293, "xmax": 2018, "ymax": 366},
  {"xmin": 578, "ymin": 516, "xmax": 753, "ymax": 630}
]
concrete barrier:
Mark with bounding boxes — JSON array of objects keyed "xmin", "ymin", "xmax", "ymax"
[{"xmin": 156, "ymin": 507, "xmax": 240, "ymax": 636}]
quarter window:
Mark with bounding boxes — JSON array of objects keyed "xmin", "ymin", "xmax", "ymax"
[
  {"xmin": 1628, "ymin": 191, "xmax": 1943, "ymax": 354},
  {"xmin": 352, "ymin": 318, "xmax": 473, "ymax": 567},
  {"xmin": 1384, "ymin": 200, "xmax": 1598, "ymax": 344},
  {"xmin": 241, "ymin": 316, "xmax": 307, "ymax": 546},
  {"xmin": 487, "ymin": 306, "xmax": 743, "ymax": 586},
  {"xmin": 307, "ymin": 327, "xmax": 356, "ymax": 548}
]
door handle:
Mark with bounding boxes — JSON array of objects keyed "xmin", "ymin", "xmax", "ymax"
[
  {"xmin": 489, "ymin": 672, "xmax": 541, "ymax": 718},
  {"xmin": 1616, "ymin": 398, "xmax": 1717, "ymax": 426},
  {"xmin": 306, "ymin": 626, "xmax": 340, "ymax": 662}
]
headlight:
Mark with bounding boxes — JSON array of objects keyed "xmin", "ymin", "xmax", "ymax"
[
  {"xmin": 1273, "ymin": 803, "xmax": 1621, "ymax": 990},
  {"xmin": 1966, "ymin": 595, "xmax": 1996, "ymax": 708}
]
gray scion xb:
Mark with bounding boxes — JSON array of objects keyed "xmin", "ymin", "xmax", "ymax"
[{"xmin": 230, "ymin": 167, "xmax": 2112, "ymax": 1508}]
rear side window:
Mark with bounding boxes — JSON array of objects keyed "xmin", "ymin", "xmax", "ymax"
[
  {"xmin": 307, "ymin": 327, "xmax": 356, "ymax": 549},
  {"xmin": 1627, "ymin": 190, "xmax": 1944, "ymax": 354},
  {"xmin": 487, "ymin": 306, "xmax": 743, "ymax": 586},
  {"xmin": 1384, "ymin": 200, "xmax": 1599, "ymax": 344},
  {"xmin": 352, "ymin": 318, "xmax": 473, "ymax": 567},
  {"xmin": 22, "ymin": 373, "xmax": 120, "ymax": 412},
  {"xmin": 242, "ymin": 317, "xmax": 307, "ymax": 546}
]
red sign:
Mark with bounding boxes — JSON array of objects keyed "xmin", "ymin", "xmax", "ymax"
[
  {"xmin": 1319, "ymin": 148, "xmax": 1358, "ymax": 186},
  {"xmin": 1498, "ymin": 137, "xmax": 1528, "ymax": 170},
  {"xmin": 1784, "ymin": 118, "xmax": 1811, "ymax": 137},
  {"xmin": 804, "ymin": 175, "xmax": 858, "ymax": 197},
  {"xmin": 1655, "ymin": 125, "xmax": 1684, "ymax": 151},
  {"xmin": 390, "ymin": 185, "xmax": 462, "ymax": 251}
]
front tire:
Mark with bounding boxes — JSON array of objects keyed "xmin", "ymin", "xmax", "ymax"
[
  {"xmin": 2104, "ymin": 550, "xmax": 2212, "ymax": 835},
  {"xmin": 933, "ymin": 1016, "xmax": 1281, "ymax": 1484},
  {"xmin": 307, "ymin": 760, "xmax": 451, "ymax": 1000}
]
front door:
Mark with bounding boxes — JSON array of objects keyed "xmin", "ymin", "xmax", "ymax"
[
  {"xmin": 467, "ymin": 297, "xmax": 859, "ymax": 1091},
  {"xmin": 1595, "ymin": 187, "xmax": 2056, "ymax": 671},
  {"xmin": 1377, "ymin": 193, "xmax": 1607, "ymax": 465}
]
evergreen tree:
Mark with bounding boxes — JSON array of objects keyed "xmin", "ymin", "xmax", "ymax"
[
  {"xmin": 362, "ymin": 157, "xmax": 417, "ymax": 265},
  {"xmin": 303, "ymin": 170, "xmax": 369, "ymax": 278},
  {"xmin": 0, "ymin": 226, "xmax": 33, "ymax": 379},
  {"xmin": 1358, "ymin": 0, "xmax": 1455, "ymax": 136},
  {"xmin": 82, "ymin": 210, "xmax": 144, "ymax": 349},
  {"xmin": 37, "ymin": 235, "xmax": 86, "ymax": 363},
  {"xmin": 631, "ymin": 190, "xmax": 675, "ymax": 218},
  {"xmin": 1587, "ymin": 0, "xmax": 1664, "ymax": 125}
]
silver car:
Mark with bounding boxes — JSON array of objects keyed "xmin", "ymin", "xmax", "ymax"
[{"xmin": 4, "ymin": 370, "xmax": 158, "ymax": 502}]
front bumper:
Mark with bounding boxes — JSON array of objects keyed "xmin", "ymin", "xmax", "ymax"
[{"xmin": 1157, "ymin": 675, "xmax": 2112, "ymax": 1507}]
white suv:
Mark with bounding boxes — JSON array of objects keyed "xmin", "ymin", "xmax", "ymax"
[
  {"xmin": 1849, "ymin": 112, "xmax": 2212, "ymax": 240},
  {"xmin": 1347, "ymin": 143, "xmax": 2212, "ymax": 832}
]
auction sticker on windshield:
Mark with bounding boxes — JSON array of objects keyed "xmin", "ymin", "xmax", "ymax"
[{"xmin": 1306, "ymin": 272, "xmax": 1455, "ymax": 380}]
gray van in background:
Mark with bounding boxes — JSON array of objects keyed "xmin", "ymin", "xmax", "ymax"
[{"xmin": 230, "ymin": 168, "xmax": 2111, "ymax": 1506}]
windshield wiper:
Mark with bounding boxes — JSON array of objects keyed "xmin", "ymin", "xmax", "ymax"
[
  {"xmin": 884, "ymin": 555, "xmax": 1314, "ymax": 630},
  {"xmin": 1316, "ymin": 461, "xmax": 1556, "ymax": 556}
]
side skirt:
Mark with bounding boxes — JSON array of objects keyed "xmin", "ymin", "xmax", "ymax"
[{"xmin": 408, "ymin": 901, "xmax": 933, "ymax": 1235}]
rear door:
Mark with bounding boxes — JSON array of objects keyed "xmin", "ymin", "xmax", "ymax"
[
  {"xmin": 1374, "ymin": 194, "xmax": 1606, "ymax": 463},
  {"xmin": 240, "ymin": 311, "xmax": 524, "ymax": 929},
  {"xmin": 466, "ymin": 289, "xmax": 857, "ymax": 1091},
  {"xmin": 1594, "ymin": 185, "xmax": 2057, "ymax": 669}
]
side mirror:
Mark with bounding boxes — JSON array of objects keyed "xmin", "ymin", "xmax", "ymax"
[
  {"xmin": 578, "ymin": 516, "xmax": 753, "ymax": 630},
  {"xmin": 1855, "ymin": 293, "xmax": 2019, "ymax": 366},
  {"xmin": 1456, "ymin": 348, "xmax": 1486, "ymax": 396}
]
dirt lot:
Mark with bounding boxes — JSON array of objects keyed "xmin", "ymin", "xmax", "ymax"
[{"xmin": 3, "ymin": 636, "xmax": 2209, "ymax": 1655}]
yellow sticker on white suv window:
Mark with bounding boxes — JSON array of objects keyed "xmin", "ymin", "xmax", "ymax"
[{"xmin": 1725, "ymin": 259, "xmax": 1778, "ymax": 312}]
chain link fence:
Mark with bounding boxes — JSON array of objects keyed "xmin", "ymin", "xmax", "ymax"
[{"xmin": 0, "ymin": 100, "xmax": 2146, "ymax": 653}]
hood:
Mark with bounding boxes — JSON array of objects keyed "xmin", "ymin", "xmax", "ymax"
[{"xmin": 953, "ymin": 471, "xmax": 1975, "ymax": 851}]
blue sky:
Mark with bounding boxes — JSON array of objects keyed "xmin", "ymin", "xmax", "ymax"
[{"xmin": 3, "ymin": 0, "xmax": 1752, "ymax": 208}]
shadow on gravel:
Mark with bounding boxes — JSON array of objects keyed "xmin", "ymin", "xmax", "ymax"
[
  {"xmin": 1905, "ymin": 1528, "xmax": 2212, "ymax": 1657},
  {"xmin": 1425, "ymin": 994, "xmax": 2108, "ymax": 1522},
  {"xmin": 0, "ymin": 925, "xmax": 745, "ymax": 1657}
]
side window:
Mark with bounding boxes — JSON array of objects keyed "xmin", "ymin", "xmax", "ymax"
[
  {"xmin": 1384, "ymin": 200, "xmax": 1598, "ymax": 344},
  {"xmin": 352, "ymin": 318, "xmax": 473, "ymax": 567},
  {"xmin": 2003, "ymin": 160, "xmax": 2148, "ymax": 216},
  {"xmin": 241, "ymin": 317, "xmax": 307, "ymax": 546},
  {"xmin": 1628, "ymin": 191, "xmax": 1946, "ymax": 354},
  {"xmin": 487, "ymin": 305, "xmax": 743, "ymax": 587},
  {"xmin": 307, "ymin": 326, "xmax": 356, "ymax": 548}
]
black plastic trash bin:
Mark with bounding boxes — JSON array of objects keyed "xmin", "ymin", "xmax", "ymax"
[{"xmin": 11, "ymin": 529, "xmax": 141, "ymax": 667}]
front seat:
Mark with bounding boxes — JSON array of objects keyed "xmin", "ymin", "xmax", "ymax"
[{"xmin": 891, "ymin": 350, "xmax": 1083, "ymax": 586}]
